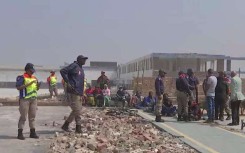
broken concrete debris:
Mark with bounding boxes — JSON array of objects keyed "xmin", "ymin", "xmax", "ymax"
[{"xmin": 48, "ymin": 108, "xmax": 197, "ymax": 153}]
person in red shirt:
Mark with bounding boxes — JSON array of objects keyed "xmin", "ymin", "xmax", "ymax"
[
  {"xmin": 93, "ymin": 86, "xmax": 103, "ymax": 106},
  {"xmin": 85, "ymin": 85, "xmax": 95, "ymax": 106}
]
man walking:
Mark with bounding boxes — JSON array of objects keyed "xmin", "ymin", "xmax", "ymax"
[
  {"xmin": 215, "ymin": 71, "xmax": 229, "ymax": 121},
  {"xmin": 16, "ymin": 63, "xmax": 40, "ymax": 140},
  {"xmin": 176, "ymin": 71, "xmax": 192, "ymax": 121},
  {"xmin": 228, "ymin": 71, "xmax": 245, "ymax": 126},
  {"xmin": 204, "ymin": 69, "xmax": 217, "ymax": 123},
  {"xmin": 60, "ymin": 55, "xmax": 88, "ymax": 133},
  {"xmin": 47, "ymin": 70, "xmax": 58, "ymax": 98},
  {"xmin": 155, "ymin": 69, "xmax": 166, "ymax": 122}
]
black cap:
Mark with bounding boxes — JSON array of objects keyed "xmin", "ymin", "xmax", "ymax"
[
  {"xmin": 187, "ymin": 68, "xmax": 193, "ymax": 75},
  {"xmin": 77, "ymin": 55, "xmax": 88, "ymax": 61},
  {"xmin": 208, "ymin": 69, "xmax": 213, "ymax": 74},
  {"xmin": 24, "ymin": 63, "xmax": 35, "ymax": 73},
  {"xmin": 159, "ymin": 69, "xmax": 167, "ymax": 74}
]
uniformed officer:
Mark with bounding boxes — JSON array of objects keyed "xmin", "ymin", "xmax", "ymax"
[
  {"xmin": 60, "ymin": 55, "xmax": 88, "ymax": 133},
  {"xmin": 16, "ymin": 63, "xmax": 41, "ymax": 140},
  {"xmin": 155, "ymin": 69, "xmax": 166, "ymax": 122}
]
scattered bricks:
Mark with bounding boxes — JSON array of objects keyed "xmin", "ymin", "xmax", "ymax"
[
  {"xmin": 86, "ymin": 123, "xmax": 92, "ymax": 131},
  {"xmin": 87, "ymin": 143, "xmax": 96, "ymax": 151},
  {"xmin": 97, "ymin": 136, "xmax": 108, "ymax": 143},
  {"xmin": 143, "ymin": 133, "xmax": 153, "ymax": 141},
  {"xmin": 135, "ymin": 135, "xmax": 145, "ymax": 142},
  {"xmin": 81, "ymin": 133, "xmax": 88, "ymax": 138},
  {"xmin": 97, "ymin": 143, "xmax": 107, "ymax": 151},
  {"xmin": 48, "ymin": 107, "xmax": 197, "ymax": 153},
  {"xmin": 100, "ymin": 148, "xmax": 110, "ymax": 153},
  {"xmin": 61, "ymin": 137, "xmax": 68, "ymax": 143},
  {"xmin": 54, "ymin": 132, "xmax": 59, "ymax": 137},
  {"xmin": 74, "ymin": 144, "xmax": 81, "ymax": 149}
]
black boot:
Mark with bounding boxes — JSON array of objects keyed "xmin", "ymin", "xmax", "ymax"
[
  {"xmin": 177, "ymin": 115, "xmax": 182, "ymax": 121},
  {"xmin": 30, "ymin": 129, "xmax": 39, "ymax": 139},
  {"xmin": 17, "ymin": 129, "xmax": 25, "ymax": 140},
  {"xmin": 155, "ymin": 115, "xmax": 164, "ymax": 122},
  {"xmin": 226, "ymin": 114, "xmax": 231, "ymax": 120},
  {"xmin": 183, "ymin": 115, "xmax": 189, "ymax": 122},
  {"xmin": 75, "ymin": 125, "xmax": 82, "ymax": 133},
  {"xmin": 61, "ymin": 121, "xmax": 70, "ymax": 132}
]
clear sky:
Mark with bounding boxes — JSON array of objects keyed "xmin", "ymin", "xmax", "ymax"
[{"xmin": 1, "ymin": 0, "xmax": 245, "ymax": 67}]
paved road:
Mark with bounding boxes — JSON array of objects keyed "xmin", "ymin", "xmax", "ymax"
[
  {"xmin": 1, "ymin": 106, "xmax": 245, "ymax": 153},
  {"xmin": 138, "ymin": 110, "xmax": 245, "ymax": 153},
  {"xmin": 0, "ymin": 106, "xmax": 70, "ymax": 153}
]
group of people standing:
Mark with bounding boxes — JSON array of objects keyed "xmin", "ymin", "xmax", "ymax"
[
  {"xmin": 154, "ymin": 67, "xmax": 245, "ymax": 125},
  {"xmin": 15, "ymin": 55, "xmax": 245, "ymax": 140},
  {"xmin": 203, "ymin": 69, "xmax": 245, "ymax": 125},
  {"xmin": 16, "ymin": 55, "xmax": 89, "ymax": 140}
]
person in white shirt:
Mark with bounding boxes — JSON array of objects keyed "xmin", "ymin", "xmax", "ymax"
[{"xmin": 204, "ymin": 69, "xmax": 217, "ymax": 123}]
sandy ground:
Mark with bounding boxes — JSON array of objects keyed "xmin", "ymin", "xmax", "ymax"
[{"xmin": 0, "ymin": 106, "xmax": 70, "ymax": 153}]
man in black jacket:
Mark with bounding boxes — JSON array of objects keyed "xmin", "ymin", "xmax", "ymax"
[
  {"xmin": 155, "ymin": 69, "xmax": 167, "ymax": 122},
  {"xmin": 215, "ymin": 71, "xmax": 229, "ymax": 121},
  {"xmin": 60, "ymin": 55, "xmax": 88, "ymax": 133},
  {"xmin": 176, "ymin": 71, "xmax": 193, "ymax": 121}
]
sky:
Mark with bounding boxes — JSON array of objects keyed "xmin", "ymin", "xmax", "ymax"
[{"xmin": 1, "ymin": 0, "xmax": 245, "ymax": 67}]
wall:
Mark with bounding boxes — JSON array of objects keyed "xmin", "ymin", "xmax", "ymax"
[{"xmin": 0, "ymin": 68, "xmax": 117, "ymax": 88}]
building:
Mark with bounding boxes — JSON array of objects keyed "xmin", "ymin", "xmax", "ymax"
[
  {"xmin": 117, "ymin": 53, "xmax": 245, "ymax": 87},
  {"xmin": 0, "ymin": 61, "xmax": 117, "ymax": 88},
  {"xmin": 0, "ymin": 65, "xmax": 61, "ymax": 88}
]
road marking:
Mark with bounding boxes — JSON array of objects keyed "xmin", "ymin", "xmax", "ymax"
[
  {"xmin": 215, "ymin": 127, "xmax": 245, "ymax": 138},
  {"xmin": 161, "ymin": 123, "xmax": 219, "ymax": 153},
  {"xmin": 138, "ymin": 112, "xmax": 219, "ymax": 153}
]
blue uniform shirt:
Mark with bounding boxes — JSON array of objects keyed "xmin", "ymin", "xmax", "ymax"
[
  {"xmin": 60, "ymin": 61, "xmax": 85, "ymax": 96},
  {"xmin": 16, "ymin": 75, "xmax": 25, "ymax": 99},
  {"xmin": 155, "ymin": 76, "xmax": 164, "ymax": 96}
]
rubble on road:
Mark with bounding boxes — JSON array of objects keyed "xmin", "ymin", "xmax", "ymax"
[{"xmin": 48, "ymin": 107, "xmax": 197, "ymax": 153}]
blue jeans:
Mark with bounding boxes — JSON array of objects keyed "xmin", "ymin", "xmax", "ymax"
[{"xmin": 206, "ymin": 96, "xmax": 215, "ymax": 120}]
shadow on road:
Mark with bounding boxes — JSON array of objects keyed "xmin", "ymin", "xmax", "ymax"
[
  {"xmin": 23, "ymin": 130, "xmax": 63, "ymax": 135},
  {"xmin": 0, "ymin": 135, "xmax": 17, "ymax": 139}
]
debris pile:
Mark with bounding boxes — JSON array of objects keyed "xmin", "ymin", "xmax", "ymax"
[{"xmin": 48, "ymin": 107, "xmax": 197, "ymax": 153}]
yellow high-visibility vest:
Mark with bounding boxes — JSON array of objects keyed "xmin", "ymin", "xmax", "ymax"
[
  {"xmin": 23, "ymin": 73, "xmax": 38, "ymax": 99},
  {"xmin": 50, "ymin": 76, "xmax": 57, "ymax": 86}
]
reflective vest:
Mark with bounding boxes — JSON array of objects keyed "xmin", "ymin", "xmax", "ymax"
[
  {"xmin": 23, "ymin": 73, "xmax": 38, "ymax": 99},
  {"xmin": 50, "ymin": 76, "xmax": 57, "ymax": 86},
  {"xmin": 84, "ymin": 78, "xmax": 87, "ymax": 92}
]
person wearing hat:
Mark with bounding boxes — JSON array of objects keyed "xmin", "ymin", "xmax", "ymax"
[
  {"xmin": 16, "ymin": 63, "xmax": 41, "ymax": 140},
  {"xmin": 60, "ymin": 55, "xmax": 88, "ymax": 133},
  {"xmin": 154, "ymin": 69, "xmax": 166, "ymax": 122},
  {"xmin": 97, "ymin": 71, "xmax": 109, "ymax": 90},
  {"xmin": 47, "ymin": 70, "xmax": 58, "ymax": 98},
  {"xmin": 176, "ymin": 71, "xmax": 192, "ymax": 121}
]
